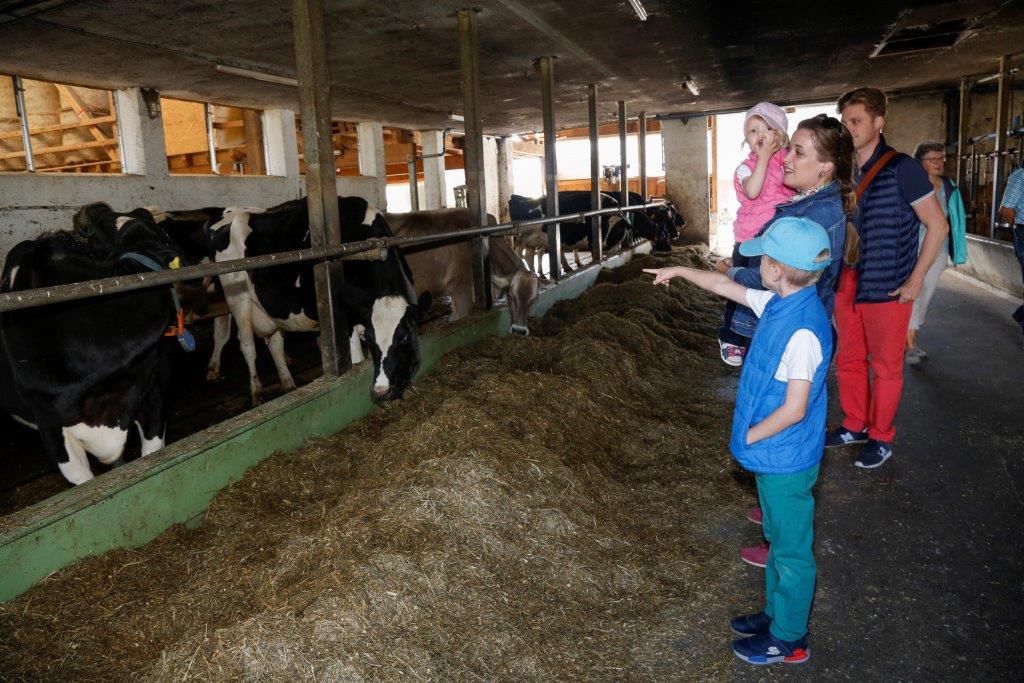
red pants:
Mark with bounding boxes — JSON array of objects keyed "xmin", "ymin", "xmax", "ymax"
[{"xmin": 834, "ymin": 267, "xmax": 913, "ymax": 443}]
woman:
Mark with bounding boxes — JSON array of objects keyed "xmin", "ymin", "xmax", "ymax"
[
  {"xmin": 717, "ymin": 114, "xmax": 855, "ymax": 569},
  {"xmin": 905, "ymin": 141, "xmax": 968, "ymax": 364}
]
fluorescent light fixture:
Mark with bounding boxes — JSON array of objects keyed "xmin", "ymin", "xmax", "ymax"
[
  {"xmin": 214, "ymin": 64, "xmax": 298, "ymax": 87},
  {"xmin": 448, "ymin": 113, "xmax": 465, "ymax": 122},
  {"xmin": 683, "ymin": 76, "xmax": 700, "ymax": 97},
  {"xmin": 627, "ymin": 0, "xmax": 648, "ymax": 21}
]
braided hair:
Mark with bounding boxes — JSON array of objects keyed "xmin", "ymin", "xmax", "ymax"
[{"xmin": 796, "ymin": 114, "xmax": 859, "ymax": 263}]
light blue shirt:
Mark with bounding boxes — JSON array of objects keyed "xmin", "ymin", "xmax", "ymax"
[{"xmin": 1002, "ymin": 167, "xmax": 1024, "ymax": 217}]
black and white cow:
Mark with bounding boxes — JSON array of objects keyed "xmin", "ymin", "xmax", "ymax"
[
  {"xmin": 207, "ymin": 196, "xmax": 429, "ymax": 404},
  {"xmin": 625, "ymin": 191, "xmax": 685, "ymax": 252},
  {"xmin": 509, "ymin": 191, "xmax": 627, "ymax": 273},
  {"xmin": 0, "ymin": 214, "xmax": 186, "ymax": 485}
]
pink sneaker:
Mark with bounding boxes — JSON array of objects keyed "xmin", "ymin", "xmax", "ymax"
[
  {"xmin": 740, "ymin": 542, "xmax": 769, "ymax": 568},
  {"xmin": 718, "ymin": 340, "xmax": 746, "ymax": 367},
  {"xmin": 746, "ymin": 507, "xmax": 763, "ymax": 525}
]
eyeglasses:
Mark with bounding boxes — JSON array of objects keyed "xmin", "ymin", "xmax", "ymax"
[{"xmin": 921, "ymin": 156, "xmax": 945, "ymax": 163}]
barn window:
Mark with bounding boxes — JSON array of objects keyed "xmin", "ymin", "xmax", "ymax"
[
  {"xmin": 161, "ymin": 97, "xmax": 267, "ymax": 176},
  {"xmin": 0, "ymin": 75, "xmax": 124, "ymax": 174}
]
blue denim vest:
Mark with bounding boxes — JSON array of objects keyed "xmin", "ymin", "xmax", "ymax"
[
  {"xmin": 853, "ymin": 138, "xmax": 921, "ymax": 303},
  {"xmin": 728, "ymin": 182, "xmax": 847, "ymax": 338},
  {"xmin": 729, "ymin": 286, "xmax": 832, "ymax": 474}
]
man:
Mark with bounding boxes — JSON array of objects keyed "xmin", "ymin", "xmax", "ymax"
[
  {"xmin": 827, "ymin": 87, "xmax": 949, "ymax": 468},
  {"xmin": 998, "ymin": 162, "xmax": 1024, "ymax": 345}
]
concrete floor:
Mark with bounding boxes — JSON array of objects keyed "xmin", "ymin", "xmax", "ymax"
[{"xmin": 727, "ymin": 271, "xmax": 1024, "ymax": 680}]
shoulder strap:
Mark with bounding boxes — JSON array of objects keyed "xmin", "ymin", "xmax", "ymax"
[{"xmin": 855, "ymin": 149, "xmax": 899, "ymax": 200}]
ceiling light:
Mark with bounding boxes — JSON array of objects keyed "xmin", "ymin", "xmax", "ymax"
[
  {"xmin": 683, "ymin": 77, "xmax": 700, "ymax": 97},
  {"xmin": 448, "ymin": 113, "xmax": 465, "ymax": 122},
  {"xmin": 214, "ymin": 64, "xmax": 298, "ymax": 87},
  {"xmin": 627, "ymin": 0, "xmax": 648, "ymax": 21}
]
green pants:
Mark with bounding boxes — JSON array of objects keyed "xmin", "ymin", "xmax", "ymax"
[{"xmin": 755, "ymin": 464, "xmax": 819, "ymax": 642}]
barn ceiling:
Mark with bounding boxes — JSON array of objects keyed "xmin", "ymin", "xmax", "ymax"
[{"xmin": 0, "ymin": 0, "xmax": 1022, "ymax": 135}]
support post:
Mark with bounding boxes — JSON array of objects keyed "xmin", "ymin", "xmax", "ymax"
[
  {"xmin": 618, "ymin": 100, "xmax": 628, "ymax": 209},
  {"xmin": 292, "ymin": 0, "xmax": 346, "ymax": 376},
  {"xmin": 422, "ymin": 130, "xmax": 448, "ymax": 210},
  {"xmin": 991, "ymin": 55, "xmax": 1012, "ymax": 238},
  {"xmin": 204, "ymin": 102, "xmax": 220, "ymax": 175},
  {"xmin": 588, "ymin": 83, "xmax": 602, "ymax": 263},
  {"xmin": 638, "ymin": 110, "xmax": 647, "ymax": 200},
  {"xmin": 356, "ymin": 121, "xmax": 387, "ymax": 210},
  {"xmin": 12, "ymin": 76, "xmax": 34, "ymax": 172},
  {"xmin": 496, "ymin": 135, "xmax": 513, "ymax": 222},
  {"xmin": 407, "ymin": 142, "xmax": 420, "ymax": 211},
  {"xmin": 458, "ymin": 8, "xmax": 492, "ymax": 308},
  {"xmin": 955, "ymin": 77, "xmax": 970, "ymax": 190},
  {"xmin": 538, "ymin": 55, "xmax": 561, "ymax": 280}
]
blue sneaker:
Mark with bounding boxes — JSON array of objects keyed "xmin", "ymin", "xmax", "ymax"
[
  {"xmin": 730, "ymin": 611, "xmax": 771, "ymax": 637},
  {"xmin": 732, "ymin": 630, "xmax": 810, "ymax": 665},
  {"xmin": 824, "ymin": 426, "xmax": 869, "ymax": 449},
  {"xmin": 855, "ymin": 440, "xmax": 893, "ymax": 469}
]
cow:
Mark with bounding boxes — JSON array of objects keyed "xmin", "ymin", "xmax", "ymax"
[
  {"xmin": 0, "ymin": 213, "xmax": 187, "ymax": 485},
  {"xmin": 385, "ymin": 208, "xmax": 540, "ymax": 335},
  {"xmin": 207, "ymin": 196, "xmax": 429, "ymax": 405},
  {"xmin": 508, "ymin": 191, "xmax": 627, "ymax": 274},
  {"xmin": 625, "ymin": 191, "xmax": 685, "ymax": 252}
]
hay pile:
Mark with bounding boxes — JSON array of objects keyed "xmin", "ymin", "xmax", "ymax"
[{"xmin": 0, "ymin": 247, "xmax": 755, "ymax": 680}]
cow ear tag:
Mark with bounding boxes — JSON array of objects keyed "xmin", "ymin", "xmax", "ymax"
[
  {"xmin": 168, "ymin": 257, "xmax": 181, "ymax": 269},
  {"xmin": 177, "ymin": 328, "xmax": 196, "ymax": 353}
]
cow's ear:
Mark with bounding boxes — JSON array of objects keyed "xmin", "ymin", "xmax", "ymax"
[{"xmin": 415, "ymin": 291, "xmax": 432, "ymax": 319}]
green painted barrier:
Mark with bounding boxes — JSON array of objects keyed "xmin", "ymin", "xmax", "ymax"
[{"xmin": 0, "ymin": 246, "xmax": 643, "ymax": 602}]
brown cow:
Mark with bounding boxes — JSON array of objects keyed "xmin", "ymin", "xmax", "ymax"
[{"xmin": 385, "ymin": 208, "xmax": 540, "ymax": 335}]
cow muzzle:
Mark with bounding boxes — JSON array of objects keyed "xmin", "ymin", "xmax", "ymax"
[{"xmin": 510, "ymin": 323, "xmax": 529, "ymax": 336}]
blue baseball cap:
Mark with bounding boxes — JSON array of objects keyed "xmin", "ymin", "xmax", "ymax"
[{"xmin": 738, "ymin": 217, "xmax": 831, "ymax": 271}]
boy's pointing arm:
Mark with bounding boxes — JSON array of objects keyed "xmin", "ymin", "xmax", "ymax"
[{"xmin": 644, "ymin": 266, "xmax": 749, "ymax": 307}]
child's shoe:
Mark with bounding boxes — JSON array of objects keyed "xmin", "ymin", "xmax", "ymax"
[
  {"xmin": 746, "ymin": 507, "xmax": 763, "ymax": 525},
  {"xmin": 740, "ymin": 542, "xmax": 769, "ymax": 568},
  {"xmin": 718, "ymin": 340, "xmax": 746, "ymax": 367},
  {"xmin": 730, "ymin": 611, "xmax": 771, "ymax": 637},
  {"xmin": 732, "ymin": 630, "xmax": 810, "ymax": 665},
  {"xmin": 824, "ymin": 426, "xmax": 868, "ymax": 448}
]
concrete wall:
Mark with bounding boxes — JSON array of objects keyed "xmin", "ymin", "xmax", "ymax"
[
  {"xmin": 883, "ymin": 92, "xmax": 947, "ymax": 156},
  {"xmin": 0, "ymin": 87, "xmax": 388, "ymax": 258},
  {"xmin": 958, "ymin": 234, "xmax": 1023, "ymax": 298},
  {"xmin": 662, "ymin": 117, "xmax": 710, "ymax": 244}
]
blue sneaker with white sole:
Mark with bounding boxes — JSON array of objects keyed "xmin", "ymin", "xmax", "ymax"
[
  {"xmin": 855, "ymin": 440, "xmax": 893, "ymax": 469},
  {"xmin": 730, "ymin": 611, "xmax": 771, "ymax": 637},
  {"xmin": 732, "ymin": 630, "xmax": 810, "ymax": 665},
  {"xmin": 824, "ymin": 426, "xmax": 868, "ymax": 449}
]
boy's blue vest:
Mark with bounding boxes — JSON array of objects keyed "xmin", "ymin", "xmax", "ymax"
[
  {"xmin": 729, "ymin": 286, "xmax": 832, "ymax": 475},
  {"xmin": 854, "ymin": 137, "xmax": 921, "ymax": 303}
]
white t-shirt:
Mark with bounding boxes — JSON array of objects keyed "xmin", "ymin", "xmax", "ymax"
[{"xmin": 745, "ymin": 290, "xmax": 824, "ymax": 382}]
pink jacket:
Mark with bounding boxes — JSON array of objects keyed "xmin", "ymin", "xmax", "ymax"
[{"xmin": 733, "ymin": 149, "xmax": 795, "ymax": 243}]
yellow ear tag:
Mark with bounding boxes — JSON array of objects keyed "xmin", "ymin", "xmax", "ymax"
[{"xmin": 169, "ymin": 257, "xmax": 181, "ymax": 269}]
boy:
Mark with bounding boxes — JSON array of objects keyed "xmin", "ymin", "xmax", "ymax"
[{"xmin": 644, "ymin": 216, "xmax": 833, "ymax": 665}]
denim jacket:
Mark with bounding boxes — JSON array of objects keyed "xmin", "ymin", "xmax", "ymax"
[{"xmin": 726, "ymin": 182, "xmax": 847, "ymax": 338}]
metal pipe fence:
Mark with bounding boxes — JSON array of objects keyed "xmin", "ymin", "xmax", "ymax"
[{"xmin": 0, "ymin": 201, "xmax": 665, "ymax": 313}]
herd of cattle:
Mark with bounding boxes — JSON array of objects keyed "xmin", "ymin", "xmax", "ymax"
[{"xmin": 0, "ymin": 193, "xmax": 683, "ymax": 486}]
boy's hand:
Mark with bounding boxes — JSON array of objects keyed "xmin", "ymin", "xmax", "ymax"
[
  {"xmin": 715, "ymin": 258, "xmax": 732, "ymax": 274},
  {"xmin": 643, "ymin": 267, "xmax": 676, "ymax": 286}
]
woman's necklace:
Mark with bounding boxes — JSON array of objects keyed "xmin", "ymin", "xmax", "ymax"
[{"xmin": 794, "ymin": 180, "xmax": 830, "ymax": 200}]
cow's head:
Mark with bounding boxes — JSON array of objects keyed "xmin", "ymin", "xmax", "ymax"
[
  {"xmin": 504, "ymin": 269, "xmax": 539, "ymax": 336},
  {"xmin": 353, "ymin": 289, "xmax": 431, "ymax": 403},
  {"xmin": 114, "ymin": 212, "xmax": 185, "ymax": 269}
]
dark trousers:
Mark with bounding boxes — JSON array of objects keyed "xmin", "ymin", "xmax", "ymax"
[
  {"xmin": 719, "ymin": 242, "xmax": 753, "ymax": 346},
  {"xmin": 1013, "ymin": 226, "xmax": 1024, "ymax": 335}
]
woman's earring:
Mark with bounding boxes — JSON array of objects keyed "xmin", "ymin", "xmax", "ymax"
[{"xmin": 819, "ymin": 168, "xmax": 825, "ymax": 178}]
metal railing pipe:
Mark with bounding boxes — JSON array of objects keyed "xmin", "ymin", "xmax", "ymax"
[{"xmin": 12, "ymin": 76, "xmax": 35, "ymax": 172}]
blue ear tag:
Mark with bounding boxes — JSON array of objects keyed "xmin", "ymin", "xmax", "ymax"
[{"xmin": 177, "ymin": 329, "xmax": 196, "ymax": 352}]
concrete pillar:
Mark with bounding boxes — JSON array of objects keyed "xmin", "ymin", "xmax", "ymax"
[
  {"xmin": 483, "ymin": 135, "xmax": 500, "ymax": 220},
  {"xmin": 496, "ymin": 136, "xmax": 513, "ymax": 222},
  {"xmin": 114, "ymin": 87, "xmax": 168, "ymax": 178},
  {"xmin": 662, "ymin": 117, "xmax": 710, "ymax": 245},
  {"xmin": 262, "ymin": 108, "xmax": 300, "ymax": 183},
  {"xmin": 356, "ymin": 121, "xmax": 387, "ymax": 210},
  {"xmin": 421, "ymin": 129, "xmax": 447, "ymax": 209}
]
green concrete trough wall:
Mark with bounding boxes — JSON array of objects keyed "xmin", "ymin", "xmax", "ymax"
[{"xmin": 0, "ymin": 248, "xmax": 641, "ymax": 603}]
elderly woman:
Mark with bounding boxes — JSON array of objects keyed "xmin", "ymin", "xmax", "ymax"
[
  {"xmin": 716, "ymin": 114, "xmax": 854, "ymax": 569},
  {"xmin": 905, "ymin": 141, "xmax": 968, "ymax": 364}
]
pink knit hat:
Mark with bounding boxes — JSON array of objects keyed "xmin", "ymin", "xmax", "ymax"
[{"xmin": 744, "ymin": 102, "xmax": 788, "ymax": 133}]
